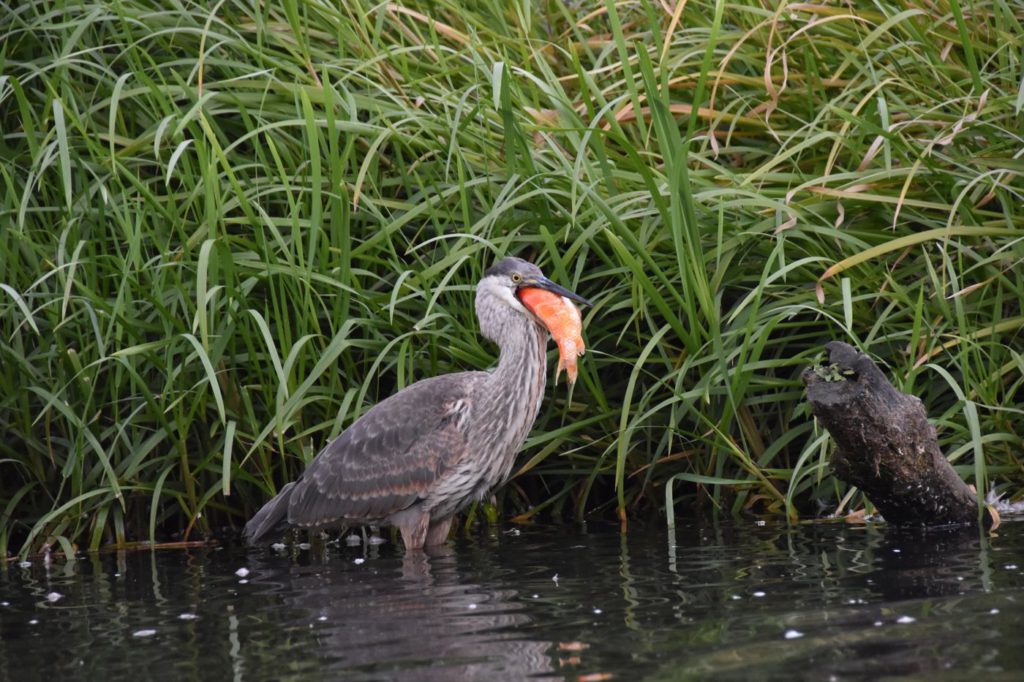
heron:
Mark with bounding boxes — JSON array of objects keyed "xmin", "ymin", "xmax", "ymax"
[{"xmin": 244, "ymin": 256, "xmax": 590, "ymax": 550}]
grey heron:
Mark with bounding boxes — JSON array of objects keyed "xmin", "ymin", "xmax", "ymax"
[{"xmin": 244, "ymin": 256, "xmax": 590, "ymax": 550}]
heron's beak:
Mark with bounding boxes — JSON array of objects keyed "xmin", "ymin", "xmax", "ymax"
[{"xmin": 518, "ymin": 275, "xmax": 592, "ymax": 307}]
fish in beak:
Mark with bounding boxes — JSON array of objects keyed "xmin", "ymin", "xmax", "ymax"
[{"xmin": 516, "ymin": 275, "xmax": 591, "ymax": 386}]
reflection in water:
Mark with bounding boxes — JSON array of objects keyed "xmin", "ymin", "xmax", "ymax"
[
  {"xmin": 658, "ymin": 522, "xmax": 1023, "ymax": 681},
  {"xmin": 1, "ymin": 521, "xmax": 1023, "ymax": 681},
  {"xmin": 866, "ymin": 526, "xmax": 993, "ymax": 599},
  {"xmin": 241, "ymin": 547, "xmax": 557, "ymax": 681}
]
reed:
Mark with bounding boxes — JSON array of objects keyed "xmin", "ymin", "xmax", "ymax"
[{"xmin": 2, "ymin": 0, "xmax": 1021, "ymax": 556}]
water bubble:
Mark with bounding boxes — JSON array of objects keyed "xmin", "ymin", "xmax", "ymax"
[
  {"xmin": 297, "ymin": 542, "xmax": 312, "ymax": 550},
  {"xmin": 468, "ymin": 603, "xmax": 478, "ymax": 610},
  {"xmin": 784, "ymin": 629, "xmax": 804, "ymax": 639},
  {"xmin": 271, "ymin": 543, "xmax": 287, "ymax": 552},
  {"xmin": 234, "ymin": 567, "xmax": 250, "ymax": 578},
  {"xmin": 896, "ymin": 615, "xmax": 916, "ymax": 624},
  {"xmin": 18, "ymin": 561, "xmax": 31, "ymax": 569},
  {"xmin": 593, "ymin": 608, "xmax": 603, "ymax": 615},
  {"xmin": 28, "ymin": 619, "xmax": 39, "ymax": 625},
  {"xmin": 317, "ymin": 616, "xmax": 328, "ymax": 621},
  {"xmin": 132, "ymin": 629, "xmax": 157, "ymax": 637},
  {"xmin": 368, "ymin": 536, "xmax": 387, "ymax": 546},
  {"xmin": 46, "ymin": 592, "xmax": 63, "ymax": 603},
  {"xmin": 353, "ymin": 558, "xmax": 365, "ymax": 565},
  {"xmin": 989, "ymin": 608, "xmax": 1000, "ymax": 615},
  {"xmin": 753, "ymin": 591, "xmax": 766, "ymax": 597},
  {"xmin": 178, "ymin": 613, "xmax": 198, "ymax": 621}
]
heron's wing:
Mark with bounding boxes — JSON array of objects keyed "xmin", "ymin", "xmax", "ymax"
[{"xmin": 285, "ymin": 372, "xmax": 484, "ymax": 528}]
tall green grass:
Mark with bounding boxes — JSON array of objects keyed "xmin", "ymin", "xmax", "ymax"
[{"xmin": 2, "ymin": 0, "xmax": 1022, "ymax": 556}]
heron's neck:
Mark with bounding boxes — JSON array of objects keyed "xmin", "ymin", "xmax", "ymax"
[
  {"xmin": 492, "ymin": 318, "xmax": 547, "ymax": 391},
  {"xmin": 468, "ymin": 312, "xmax": 549, "ymax": 489},
  {"xmin": 485, "ymin": 316, "xmax": 548, "ymax": 433}
]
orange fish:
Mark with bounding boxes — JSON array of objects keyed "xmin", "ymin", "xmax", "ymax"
[{"xmin": 518, "ymin": 286, "xmax": 585, "ymax": 385}]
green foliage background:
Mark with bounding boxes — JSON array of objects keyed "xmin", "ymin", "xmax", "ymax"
[{"xmin": 2, "ymin": 0, "xmax": 1022, "ymax": 556}]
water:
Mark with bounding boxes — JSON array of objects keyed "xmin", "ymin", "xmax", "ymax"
[{"xmin": 3, "ymin": 520, "xmax": 1024, "ymax": 681}]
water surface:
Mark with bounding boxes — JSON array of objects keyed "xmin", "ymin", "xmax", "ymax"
[{"xmin": 2, "ymin": 520, "xmax": 1023, "ymax": 681}]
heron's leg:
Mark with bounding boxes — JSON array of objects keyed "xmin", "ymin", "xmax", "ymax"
[
  {"xmin": 424, "ymin": 516, "xmax": 454, "ymax": 546},
  {"xmin": 393, "ymin": 509, "xmax": 430, "ymax": 551}
]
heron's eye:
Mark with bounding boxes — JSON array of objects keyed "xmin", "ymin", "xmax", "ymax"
[{"xmin": 511, "ymin": 273, "xmax": 522, "ymax": 284}]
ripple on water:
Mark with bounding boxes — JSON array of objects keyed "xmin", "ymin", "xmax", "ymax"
[{"xmin": 1, "ymin": 521, "xmax": 1023, "ymax": 680}]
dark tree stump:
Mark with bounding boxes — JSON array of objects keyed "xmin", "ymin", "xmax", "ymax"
[{"xmin": 803, "ymin": 341, "xmax": 995, "ymax": 527}]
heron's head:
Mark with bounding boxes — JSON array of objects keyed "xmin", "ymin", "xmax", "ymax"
[{"xmin": 476, "ymin": 256, "xmax": 590, "ymax": 343}]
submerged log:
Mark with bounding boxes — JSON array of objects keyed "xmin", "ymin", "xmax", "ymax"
[{"xmin": 803, "ymin": 341, "xmax": 995, "ymax": 527}]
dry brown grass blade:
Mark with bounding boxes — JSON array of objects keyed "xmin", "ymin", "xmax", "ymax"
[
  {"xmin": 660, "ymin": 0, "xmax": 689, "ymax": 65},
  {"xmin": 386, "ymin": 3, "xmax": 469, "ymax": 46},
  {"xmin": 607, "ymin": 100, "xmax": 764, "ymax": 130}
]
